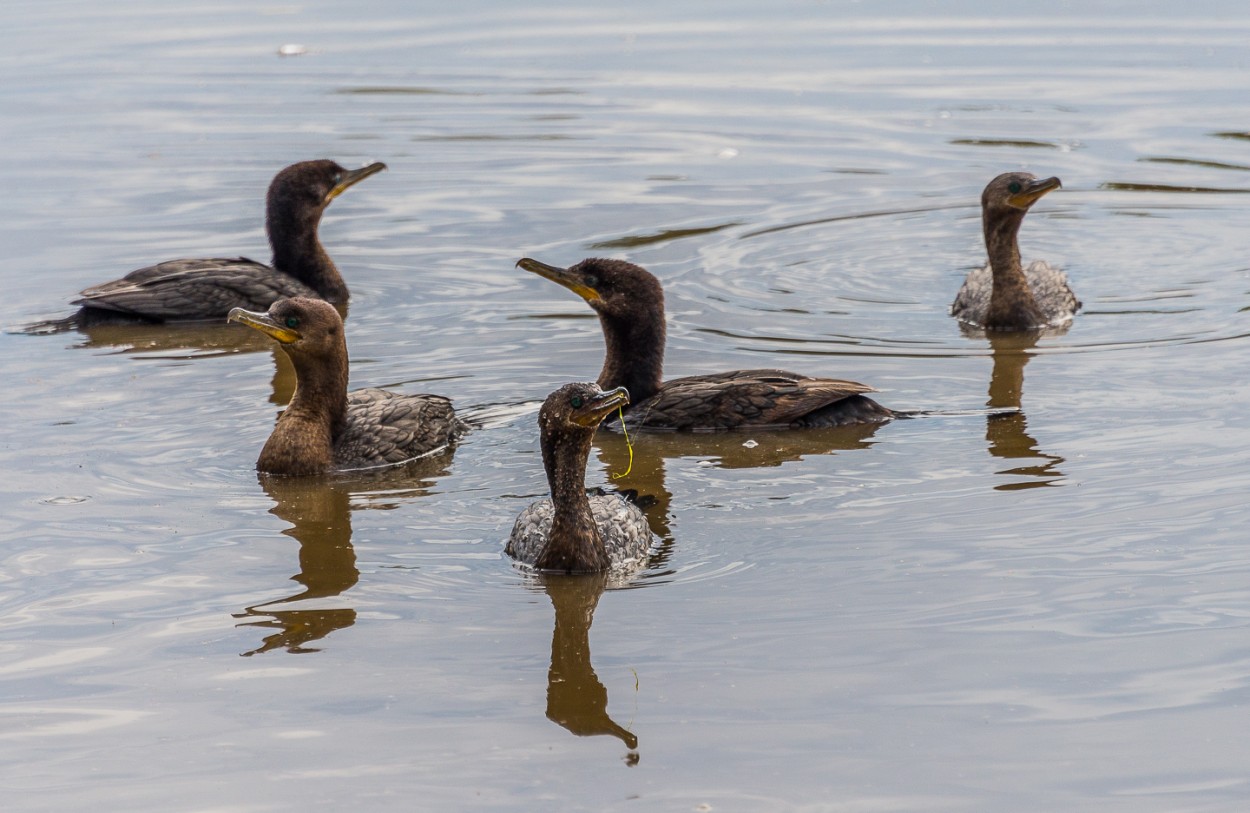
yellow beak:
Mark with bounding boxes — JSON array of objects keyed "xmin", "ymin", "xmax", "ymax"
[
  {"xmin": 516, "ymin": 257, "xmax": 603, "ymax": 304},
  {"xmin": 227, "ymin": 307, "xmax": 301, "ymax": 344}
]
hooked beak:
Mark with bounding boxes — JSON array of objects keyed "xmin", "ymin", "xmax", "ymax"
[
  {"xmin": 227, "ymin": 307, "xmax": 300, "ymax": 344},
  {"xmin": 327, "ymin": 161, "xmax": 387, "ymax": 202},
  {"xmin": 516, "ymin": 257, "xmax": 603, "ymax": 304},
  {"xmin": 571, "ymin": 386, "xmax": 631, "ymax": 427},
  {"xmin": 1008, "ymin": 176, "xmax": 1062, "ymax": 208}
]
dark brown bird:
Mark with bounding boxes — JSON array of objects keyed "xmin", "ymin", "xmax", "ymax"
[
  {"xmin": 507, "ymin": 383, "xmax": 654, "ymax": 574},
  {"xmin": 951, "ymin": 172, "xmax": 1079, "ymax": 331},
  {"xmin": 516, "ymin": 257, "xmax": 893, "ymax": 430},
  {"xmin": 228, "ymin": 297, "xmax": 465, "ymax": 475},
  {"xmin": 72, "ymin": 160, "xmax": 386, "ymax": 323}
]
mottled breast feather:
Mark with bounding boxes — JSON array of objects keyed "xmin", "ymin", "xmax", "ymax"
[
  {"xmin": 507, "ymin": 493, "xmax": 653, "ymax": 574},
  {"xmin": 951, "ymin": 261, "xmax": 1081, "ymax": 330}
]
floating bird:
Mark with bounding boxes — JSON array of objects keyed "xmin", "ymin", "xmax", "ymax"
[
  {"xmin": 228, "ymin": 296, "xmax": 465, "ymax": 475},
  {"xmin": 951, "ymin": 172, "xmax": 1079, "ymax": 331},
  {"xmin": 72, "ymin": 160, "xmax": 386, "ymax": 323},
  {"xmin": 507, "ymin": 383, "xmax": 654, "ymax": 574},
  {"xmin": 517, "ymin": 257, "xmax": 892, "ymax": 430}
]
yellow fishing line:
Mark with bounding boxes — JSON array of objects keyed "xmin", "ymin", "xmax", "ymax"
[{"xmin": 610, "ymin": 405, "xmax": 633, "ymax": 479}]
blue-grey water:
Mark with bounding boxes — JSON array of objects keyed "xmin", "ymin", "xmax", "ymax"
[{"xmin": 4, "ymin": 2, "xmax": 1250, "ymax": 810}]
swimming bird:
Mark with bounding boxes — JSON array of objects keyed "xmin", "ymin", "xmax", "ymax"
[
  {"xmin": 951, "ymin": 172, "xmax": 1079, "ymax": 331},
  {"xmin": 507, "ymin": 383, "xmax": 654, "ymax": 574},
  {"xmin": 228, "ymin": 296, "xmax": 465, "ymax": 475},
  {"xmin": 72, "ymin": 160, "xmax": 386, "ymax": 323},
  {"xmin": 516, "ymin": 257, "xmax": 893, "ymax": 430}
]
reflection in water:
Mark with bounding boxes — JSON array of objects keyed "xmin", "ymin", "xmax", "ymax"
[
  {"xmin": 236, "ymin": 475, "xmax": 358, "ymax": 656},
  {"xmin": 25, "ymin": 302, "xmax": 354, "ymax": 405},
  {"xmin": 236, "ymin": 456, "xmax": 452, "ymax": 655},
  {"xmin": 267, "ymin": 349, "xmax": 297, "ymax": 406},
  {"xmin": 538, "ymin": 573, "xmax": 640, "ymax": 762},
  {"xmin": 39, "ymin": 320, "xmax": 300, "ymax": 404},
  {"xmin": 66, "ymin": 319, "xmax": 276, "ymax": 355},
  {"xmin": 984, "ymin": 332, "xmax": 1065, "ymax": 490},
  {"xmin": 593, "ymin": 423, "xmax": 881, "ymax": 549}
]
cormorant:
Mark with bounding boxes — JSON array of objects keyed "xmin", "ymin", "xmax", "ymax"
[
  {"xmin": 951, "ymin": 172, "xmax": 1079, "ymax": 330},
  {"xmin": 517, "ymin": 257, "xmax": 892, "ymax": 430},
  {"xmin": 507, "ymin": 383, "xmax": 654, "ymax": 574},
  {"xmin": 228, "ymin": 296, "xmax": 465, "ymax": 475},
  {"xmin": 73, "ymin": 160, "xmax": 385, "ymax": 322}
]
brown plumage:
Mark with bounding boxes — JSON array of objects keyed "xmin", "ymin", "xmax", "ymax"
[
  {"xmin": 516, "ymin": 257, "xmax": 893, "ymax": 430},
  {"xmin": 951, "ymin": 172, "xmax": 1080, "ymax": 331},
  {"xmin": 507, "ymin": 383, "xmax": 654, "ymax": 574},
  {"xmin": 228, "ymin": 297, "xmax": 465, "ymax": 475},
  {"xmin": 72, "ymin": 160, "xmax": 386, "ymax": 323}
]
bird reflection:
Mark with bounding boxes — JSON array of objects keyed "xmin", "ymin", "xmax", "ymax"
[
  {"xmin": 63, "ymin": 318, "xmax": 277, "ymax": 352},
  {"xmin": 537, "ymin": 572, "xmax": 641, "ymax": 762},
  {"xmin": 19, "ymin": 303, "xmax": 352, "ymax": 405},
  {"xmin": 984, "ymin": 332, "xmax": 1065, "ymax": 489},
  {"xmin": 20, "ymin": 317, "xmax": 312, "ymax": 404},
  {"xmin": 236, "ymin": 455, "xmax": 451, "ymax": 655},
  {"xmin": 593, "ymin": 422, "xmax": 881, "ymax": 549}
]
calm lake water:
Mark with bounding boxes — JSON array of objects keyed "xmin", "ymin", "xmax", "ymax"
[{"xmin": 4, "ymin": 1, "xmax": 1250, "ymax": 810}]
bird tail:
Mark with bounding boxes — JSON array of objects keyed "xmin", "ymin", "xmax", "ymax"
[{"xmin": 9, "ymin": 313, "xmax": 87, "ymax": 335}]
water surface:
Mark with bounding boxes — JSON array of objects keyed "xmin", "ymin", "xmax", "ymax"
[{"xmin": 3, "ymin": 2, "xmax": 1250, "ymax": 810}]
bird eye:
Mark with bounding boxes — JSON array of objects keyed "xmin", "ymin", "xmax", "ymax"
[
  {"xmin": 285, "ymin": 316, "xmax": 300, "ymax": 329},
  {"xmin": 1008, "ymin": 181, "xmax": 1022, "ymax": 194},
  {"xmin": 570, "ymin": 396, "xmax": 584, "ymax": 408},
  {"xmin": 584, "ymin": 275, "xmax": 599, "ymax": 288},
  {"xmin": 332, "ymin": 173, "xmax": 343, "ymax": 185}
]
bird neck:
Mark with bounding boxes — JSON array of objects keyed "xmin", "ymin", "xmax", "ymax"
[
  {"xmin": 596, "ymin": 308, "xmax": 665, "ymax": 405},
  {"xmin": 266, "ymin": 200, "xmax": 348, "ymax": 303},
  {"xmin": 983, "ymin": 209, "xmax": 1046, "ymax": 330},
  {"xmin": 536, "ymin": 426, "xmax": 612, "ymax": 573},
  {"xmin": 257, "ymin": 346, "xmax": 350, "ymax": 475}
]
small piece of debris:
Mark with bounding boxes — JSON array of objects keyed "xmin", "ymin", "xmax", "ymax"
[
  {"xmin": 742, "ymin": 439, "xmax": 758, "ymax": 449},
  {"xmin": 277, "ymin": 44, "xmax": 307, "ymax": 57}
]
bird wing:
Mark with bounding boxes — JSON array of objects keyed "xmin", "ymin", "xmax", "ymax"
[
  {"xmin": 953, "ymin": 261, "xmax": 1080, "ymax": 329},
  {"xmin": 506, "ymin": 498, "xmax": 554, "ymax": 565},
  {"xmin": 1024, "ymin": 260, "xmax": 1081, "ymax": 323},
  {"xmin": 336, "ymin": 389, "xmax": 466, "ymax": 468},
  {"xmin": 74, "ymin": 257, "xmax": 319, "ymax": 321},
  {"xmin": 587, "ymin": 492, "xmax": 654, "ymax": 569},
  {"xmin": 950, "ymin": 264, "xmax": 992, "ymax": 320},
  {"xmin": 626, "ymin": 369, "xmax": 878, "ymax": 430}
]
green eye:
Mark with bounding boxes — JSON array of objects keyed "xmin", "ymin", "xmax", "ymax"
[
  {"xmin": 285, "ymin": 316, "xmax": 300, "ymax": 329},
  {"xmin": 570, "ymin": 396, "xmax": 584, "ymax": 408},
  {"xmin": 1008, "ymin": 181, "xmax": 1022, "ymax": 194},
  {"xmin": 584, "ymin": 275, "xmax": 599, "ymax": 288}
]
